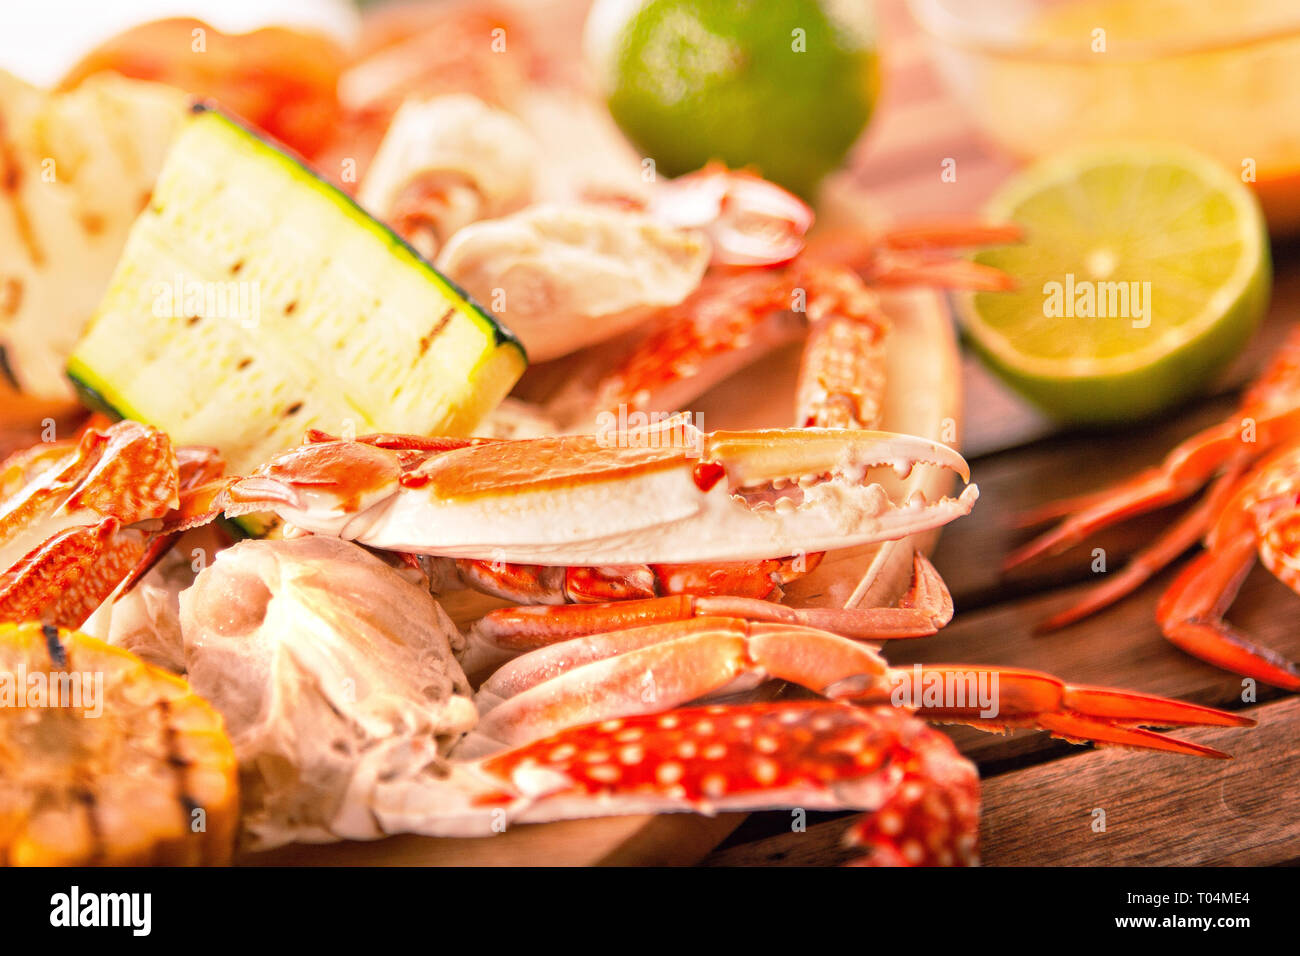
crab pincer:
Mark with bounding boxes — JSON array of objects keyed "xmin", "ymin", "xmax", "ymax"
[{"xmin": 221, "ymin": 423, "xmax": 979, "ymax": 566}]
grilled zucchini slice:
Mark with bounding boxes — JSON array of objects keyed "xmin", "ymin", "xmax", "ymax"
[{"xmin": 67, "ymin": 105, "xmax": 526, "ymax": 480}]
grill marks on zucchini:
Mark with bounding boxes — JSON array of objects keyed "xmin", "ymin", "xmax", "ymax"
[{"xmin": 66, "ymin": 107, "xmax": 527, "ymax": 492}]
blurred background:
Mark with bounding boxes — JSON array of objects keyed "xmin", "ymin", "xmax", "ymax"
[
  {"xmin": 6, "ymin": 0, "xmax": 1297, "ymax": 219},
  {"xmin": 2, "ymin": 0, "xmax": 1297, "ymax": 448}
]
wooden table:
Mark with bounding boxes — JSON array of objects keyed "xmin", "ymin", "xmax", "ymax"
[
  {"xmin": 4, "ymin": 0, "xmax": 1295, "ymax": 868},
  {"xmin": 702, "ymin": 0, "xmax": 1300, "ymax": 868}
]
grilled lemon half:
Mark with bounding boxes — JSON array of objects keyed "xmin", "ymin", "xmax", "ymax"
[{"xmin": 0, "ymin": 622, "xmax": 238, "ymax": 865}]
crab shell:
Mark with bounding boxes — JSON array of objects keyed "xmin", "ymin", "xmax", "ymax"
[{"xmin": 223, "ymin": 425, "xmax": 978, "ymax": 566}]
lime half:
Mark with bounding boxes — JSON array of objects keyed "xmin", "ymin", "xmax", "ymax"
[{"xmin": 958, "ymin": 144, "xmax": 1271, "ymax": 424}]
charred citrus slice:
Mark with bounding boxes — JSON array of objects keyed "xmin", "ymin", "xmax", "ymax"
[{"xmin": 0, "ymin": 622, "xmax": 238, "ymax": 865}]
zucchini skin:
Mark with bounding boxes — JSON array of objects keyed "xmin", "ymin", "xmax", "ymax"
[{"xmin": 67, "ymin": 370, "xmax": 125, "ymax": 422}]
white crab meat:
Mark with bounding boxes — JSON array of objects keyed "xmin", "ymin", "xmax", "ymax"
[
  {"xmin": 358, "ymin": 93, "xmax": 538, "ymax": 256},
  {"xmin": 435, "ymin": 203, "xmax": 711, "ymax": 361},
  {"xmin": 179, "ymin": 536, "xmax": 478, "ymax": 850}
]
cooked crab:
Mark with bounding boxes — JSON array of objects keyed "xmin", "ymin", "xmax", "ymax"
[
  {"xmin": 435, "ymin": 203, "xmax": 711, "ymax": 361},
  {"xmin": 357, "ymin": 94, "xmax": 539, "ymax": 260},
  {"xmin": 0, "ymin": 420, "xmax": 224, "ymax": 630},
  {"xmin": 179, "ymin": 537, "xmax": 1247, "ymax": 864}
]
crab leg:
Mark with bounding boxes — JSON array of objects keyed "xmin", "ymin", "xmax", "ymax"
[
  {"xmin": 0, "ymin": 422, "xmax": 202, "ymax": 628},
  {"xmin": 1037, "ymin": 468, "xmax": 1243, "ymax": 631},
  {"xmin": 873, "ymin": 665, "xmax": 1253, "ymax": 758},
  {"xmin": 1004, "ymin": 428, "xmax": 1246, "ymax": 570},
  {"xmin": 569, "ymin": 255, "xmax": 1007, "ymax": 428},
  {"xmin": 875, "ymin": 221, "xmax": 1025, "ymax": 253},
  {"xmin": 467, "ymin": 614, "xmax": 1246, "ymax": 758},
  {"xmin": 460, "ymin": 552, "xmax": 952, "ymax": 679},
  {"xmin": 1155, "ymin": 537, "xmax": 1300, "ymax": 691},
  {"xmin": 0, "ymin": 421, "xmax": 178, "ymax": 572},
  {"xmin": 792, "ymin": 264, "xmax": 892, "ymax": 430},
  {"xmin": 0, "ymin": 518, "xmax": 147, "ymax": 627},
  {"xmin": 1007, "ymin": 327, "xmax": 1300, "ymax": 572},
  {"xmin": 468, "ymin": 618, "xmax": 891, "ymax": 749},
  {"xmin": 1149, "ymin": 447, "xmax": 1300, "ymax": 690},
  {"xmin": 563, "ymin": 267, "xmax": 810, "ymax": 421},
  {"xmin": 223, "ymin": 425, "xmax": 978, "ymax": 566},
  {"xmin": 454, "ymin": 552, "xmax": 820, "ymax": 605}
]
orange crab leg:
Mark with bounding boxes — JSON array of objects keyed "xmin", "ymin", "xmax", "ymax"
[
  {"xmin": 463, "ymin": 552, "xmax": 953, "ymax": 678},
  {"xmin": 0, "ymin": 421, "xmax": 178, "ymax": 571},
  {"xmin": 1007, "ymin": 329, "xmax": 1300, "ymax": 572},
  {"xmin": 473, "ymin": 619, "xmax": 893, "ymax": 746},
  {"xmin": 574, "ymin": 267, "xmax": 808, "ymax": 419},
  {"xmin": 1037, "ymin": 468, "xmax": 1243, "ymax": 631},
  {"xmin": 471, "ymin": 613, "xmax": 1245, "ymax": 758},
  {"xmin": 868, "ymin": 257, "xmax": 1016, "ymax": 291},
  {"xmin": 0, "ymin": 518, "xmax": 147, "ymax": 627},
  {"xmin": 0, "ymin": 423, "xmax": 230, "ymax": 627},
  {"xmin": 793, "ymin": 264, "xmax": 891, "ymax": 430},
  {"xmin": 454, "ymin": 552, "xmax": 820, "ymax": 606},
  {"xmin": 865, "ymin": 665, "xmax": 1253, "ymax": 758},
  {"xmin": 1003, "ymin": 437, "xmax": 1239, "ymax": 571},
  {"xmin": 877, "ymin": 221, "xmax": 1024, "ymax": 252},
  {"xmin": 112, "ymin": 449, "xmax": 233, "ymax": 600},
  {"xmin": 1155, "ymin": 537, "xmax": 1300, "ymax": 691},
  {"xmin": 806, "ymin": 223, "xmax": 1019, "ymax": 291}
]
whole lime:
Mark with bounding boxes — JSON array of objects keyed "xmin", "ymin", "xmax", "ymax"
[{"xmin": 586, "ymin": 0, "xmax": 880, "ymax": 198}]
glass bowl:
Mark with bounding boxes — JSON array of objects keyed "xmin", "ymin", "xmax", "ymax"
[{"xmin": 908, "ymin": 0, "xmax": 1300, "ymax": 231}]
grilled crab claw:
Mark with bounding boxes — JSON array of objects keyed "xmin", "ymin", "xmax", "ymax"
[{"xmin": 222, "ymin": 424, "xmax": 978, "ymax": 565}]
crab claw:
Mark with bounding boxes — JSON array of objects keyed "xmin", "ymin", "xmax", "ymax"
[
  {"xmin": 222, "ymin": 425, "xmax": 977, "ymax": 566},
  {"xmin": 0, "ymin": 421, "xmax": 178, "ymax": 573},
  {"xmin": 647, "ymin": 162, "xmax": 814, "ymax": 266},
  {"xmin": 0, "ymin": 518, "xmax": 148, "ymax": 628}
]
